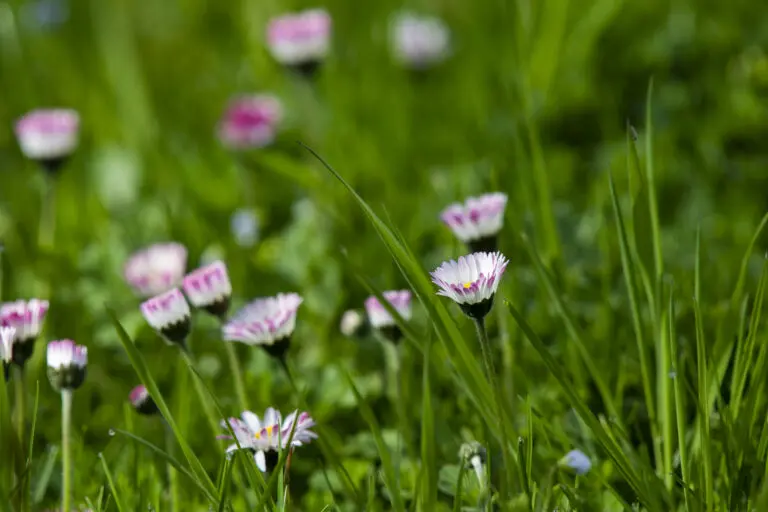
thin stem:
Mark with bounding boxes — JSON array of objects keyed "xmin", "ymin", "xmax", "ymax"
[
  {"xmin": 38, "ymin": 174, "xmax": 56, "ymax": 250},
  {"xmin": 61, "ymin": 389, "xmax": 73, "ymax": 512},
  {"xmin": 223, "ymin": 342, "xmax": 249, "ymax": 412},
  {"xmin": 473, "ymin": 319, "xmax": 497, "ymax": 383},
  {"xmin": 179, "ymin": 349, "xmax": 223, "ymax": 440},
  {"xmin": 14, "ymin": 366, "xmax": 26, "ymax": 511},
  {"xmin": 164, "ymin": 420, "xmax": 179, "ymax": 512}
]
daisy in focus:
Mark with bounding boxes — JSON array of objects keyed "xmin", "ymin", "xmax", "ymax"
[
  {"xmin": 182, "ymin": 260, "xmax": 233, "ymax": 319},
  {"xmin": 430, "ymin": 251, "xmax": 508, "ymax": 319},
  {"xmin": 267, "ymin": 9, "xmax": 331, "ymax": 76},
  {"xmin": 217, "ymin": 95, "xmax": 283, "ymax": 150},
  {"xmin": 47, "ymin": 340, "xmax": 87, "ymax": 391},
  {"xmin": 364, "ymin": 290, "xmax": 412, "ymax": 342},
  {"xmin": 14, "ymin": 108, "xmax": 79, "ymax": 173},
  {"xmin": 140, "ymin": 288, "xmax": 192, "ymax": 346},
  {"xmin": 1, "ymin": 326, "xmax": 15, "ymax": 381},
  {"xmin": 219, "ymin": 407, "xmax": 316, "ymax": 472},
  {"xmin": 440, "ymin": 193, "xmax": 508, "ymax": 253},
  {"xmin": 223, "ymin": 293, "xmax": 303, "ymax": 360},
  {"xmin": 390, "ymin": 12, "xmax": 450, "ymax": 69},
  {"xmin": 1, "ymin": 298, "xmax": 50, "ymax": 367},
  {"xmin": 124, "ymin": 243, "xmax": 188, "ymax": 297}
]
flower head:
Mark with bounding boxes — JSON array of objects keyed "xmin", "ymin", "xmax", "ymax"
[
  {"xmin": 430, "ymin": 252, "xmax": 508, "ymax": 319},
  {"xmin": 218, "ymin": 95, "xmax": 283, "ymax": 150},
  {"xmin": 219, "ymin": 407, "xmax": 316, "ymax": 472},
  {"xmin": 14, "ymin": 109, "xmax": 79, "ymax": 171},
  {"xmin": 124, "ymin": 243, "xmax": 188, "ymax": 297},
  {"xmin": 140, "ymin": 288, "xmax": 191, "ymax": 346},
  {"xmin": 267, "ymin": 9, "xmax": 331, "ymax": 75},
  {"xmin": 390, "ymin": 13, "xmax": 450, "ymax": 69},
  {"xmin": 440, "ymin": 193, "xmax": 508, "ymax": 252},
  {"xmin": 1, "ymin": 299, "xmax": 49, "ymax": 366},
  {"xmin": 223, "ymin": 293, "xmax": 302, "ymax": 360},
  {"xmin": 129, "ymin": 385, "xmax": 158, "ymax": 416},
  {"xmin": 1, "ymin": 326, "xmax": 15, "ymax": 382},
  {"xmin": 560, "ymin": 449, "xmax": 592, "ymax": 475},
  {"xmin": 182, "ymin": 261, "xmax": 232, "ymax": 319},
  {"xmin": 47, "ymin": 340, "xmax": 87, "ymax": 391},
  {"xmin": 340, "ymin": 309, "xmax": 368, "ymax": 338},
  {"xmin": 364, "ymin": 290, "xmax": 412, "ymax": 342}
]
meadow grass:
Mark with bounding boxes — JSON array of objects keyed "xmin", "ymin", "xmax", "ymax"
[{"xmin": 2, "ymin": 0, "xmax": 768, "ymax": 510}]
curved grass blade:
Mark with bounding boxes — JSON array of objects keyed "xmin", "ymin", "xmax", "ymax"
[{"xmin": 99, "ymin": 453, "xmax": 126, "ymax": 512}]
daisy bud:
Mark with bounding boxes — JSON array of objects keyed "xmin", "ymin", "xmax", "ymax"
[
  {"xmin": 364, "ymin": 290, "xmax": 412, "ymax": 342},
  {"xmin": 124, "ymin": 243, "xmax": 188, "ymax": 298},
  {"xmin": 559, "ymin": 449, "xmax": 592, "ymax": 475},
  {"xmin": 223, "ymin": 293, "xmax": 303, "ymax": 361},
  {"xmin": 340, "ymin": 309, "xmax": 368, "ymax": 338},
  {"xmin": 430, "ymin": 252, "xmax": 508, "ymax": 319},
  {"xmin": 1, "ymin": 326, "xmax": 15, "ymax": 382},
  {"xmin": 441, "ymin": 193, "xmax": 508, "ymax": 253},
  {"xmin": 47, "ymin": 340, "xmax": 87, "ymax": 391},
  {"xmin": 390, "ymin": 12, "xmax": 450, "ymax": 70},
  {"xmin": 129, "ymin": 385, "xmax": 158, "ymax": 416},
  {"xmin": 267, "ymin": 9, "xmax": 332, "ymax": 77},
  {"xmin": 182, "ymin": 261, "xmax": 233, "ymax": 319},
  {"xmin": 218, "ymin": 94, "xmax": 283, "ymax": 150},
  {"xmin": 140, "ymin": 288, "xmax": 191, "ymax": 347},
  {"xmin": 14, "ymin": 109, "xmax": 79, "ymax": 174},
  {"xmin": 1, "ymin": 299, "xmax": 49, "ymax": 367},
  {"xmin": 459, "ymin": 441, "xmax": 487, "ymax": 487}
]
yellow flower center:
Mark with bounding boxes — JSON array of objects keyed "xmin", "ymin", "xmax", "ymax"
[
  {"xmin": 254, "ymin": 425, "xmax": 275, "ymax": 440},
  {"xmin": 463, "ymin": 282, "xmax": 473, "ymax": 289}
]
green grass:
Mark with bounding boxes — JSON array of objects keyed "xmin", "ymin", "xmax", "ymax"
[{"xmin": 3, "ymin": 0, "xmax": 768, "ymax": 510}]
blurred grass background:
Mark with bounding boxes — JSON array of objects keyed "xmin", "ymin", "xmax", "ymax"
[{"xmin": 2, "ymin": 0, "xmax": 768, "ymax": 509}]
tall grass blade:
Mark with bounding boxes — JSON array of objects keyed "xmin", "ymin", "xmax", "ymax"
[
  {"xmin": 99, "ymin": 453, "xmax": 126, "ymax": 512},
  {"xmin": 419, "ymin": 341, "xmax": 436, "ymax": 510}
]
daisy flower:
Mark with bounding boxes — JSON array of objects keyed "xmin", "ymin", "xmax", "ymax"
[
  {"xmin": 219, "ymin": 407, "xmax": 316, "ymax": 472},
  {"xmin": 217, "ymin": 95, "xmax": 283, "ymax": 150},
  {"xmin": 129, "ymin": 385, "xmax": 158, "ymax": 416},
  {"xmin": 560, "ymin": 449, "xmax": 592, "ymax": 475},
  {"xmin": 124, "ymin": 243, "xmax": 188, "ymax": 297},
  {"xmin": 182, "ymin": 260, "xmax": 232, "ymax": 319},
  {"xmin": 222, "ymin": 293, "xmax": 303, "ymax": 360},
  {"xmin": 140, "ymin": 288, "xmax": 191, "ymax": 346},
  {"xmin": 47, "ymin": 340, "xmax": 87, "ymax": 391},
  {"xmin": 440, "ymin": 193, "xmax": 508, "ymax": 252},
  {"xmin": 267, "ymin": 9, "xmax": 331, "ymax": 76},
  {"xmin": 15, "ymin": 108, "xmax": 79, "ymax": 173},
  {"xmin": 1, "ymin": 298, "xmax": 49, "ymax": 367},
  {"xmin": 390, "ymin": 12, "xmax": 450, "ymax": 69},
  {"xmin": 364, "ymin": 290, "xmax": 412, "ymax": 342},
  {"xmin": 340, "ymin": 309, "xmax": 368, "ymax": 338},
  {"xmin": 1, "ymin": 326, "xmax": 15, "ymax": 381},
  {"xmin": 430, "ymin": 252, "xmax": 508, "ymax": 319}
]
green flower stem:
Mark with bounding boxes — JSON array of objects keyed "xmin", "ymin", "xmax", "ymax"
[
  {"xmin": 61, "ymin": 389, "xmax": 73, "ymax": 512},
  {"xmin": 179, "ymin": 347, "xmax": 223, "ymax": 442},
  {"xmin": 164, "ymin": 420, "xmax": 179, "ymax": 512},
  {"xmin": 223, "ymin": 341, "xmax": 249, "ymax": 412},
  {"xmin": 14, "ymin": 366, "xmax": 26, "ymax": 511}
]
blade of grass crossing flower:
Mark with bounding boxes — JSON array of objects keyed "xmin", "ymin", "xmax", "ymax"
[
  {"xmin": 99, "ymin": 453, "xmax": 126, "ymax": 512},
  {"xmin": 216, "ymin": 458, "xmax": 234, "ymax": 512},
  {"xmin": 693, "ymin": 297, "xmax": 714, "ymax": 512},
  {"xmin": 668, "ymin": 290, "xmax": 690, "ymax": 509},
  {"xmin": 107, "ymin": 308, "xmax": 220, "ymax": 504},
  {"xmin": 420, "ymin": 341, "xmax": 436, "ymax": 511},
  {"xmin": 521, "ymin": 233, "xmax": 622, "ymax": 426},
  {"xmin": 505, "ymin": 300, "xmax": 669, "ymax": 510},
  {"xmin": 608, "ymin": 174, "xmax": 660, "ymax": 466},
  {"xmin": 342, "ymin": 367, "xmax": 406, "ymax": 512}
]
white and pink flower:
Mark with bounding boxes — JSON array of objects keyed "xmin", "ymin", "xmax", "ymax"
[
  {"xmin": 223, "ymin": 293, "xmax": 303, "ymax": 359},
  {"xmin": 390, "ymin": 12, "xmax": 450, "ymax": 69},
  {"xmin": 267, "ymin": 9, "xmax": 331, "ymax": 72},
  {"xmin": 1, "ymin": 299, "xmax": 49, "ymax": 366},
  {"xmin": 14, "ymin": 108, "xmax": 79, "ymax": 163},
  {"xmin": 182, "ymin": 261, "xmax": 232, "ymax": 318},
  {"xmin": 47, "ymin": 339, "xmax": 87, "ymax": 391},
  {"xmin": 218, "ymin": 95, "xmax": 283, "ymax": 149},
  {"xmin": 140, "ymin": 288, "xmax": 191, "ymax": 345},
  {"xmin": 430, "ymin": 252, "xmax": 508, "ymax": 318},
  {"xmin": 124, "ymin": 243, "xmax": 188, "ymax": 297},
  {"xmin": 440, "ymin": 193, "xmax": 508, "ymax": 252},
  {"xmin": 129, "ymin": 384, "xmax": 158, "ymax": 416}
]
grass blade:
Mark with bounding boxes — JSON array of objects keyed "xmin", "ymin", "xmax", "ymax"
[
  {"xmin": 99, "ymin": 453, "xmax": 126, "ymax": 512},
  {"xmin": 419, "ymin": 341, "xmax": 436, "ymax": 511}
]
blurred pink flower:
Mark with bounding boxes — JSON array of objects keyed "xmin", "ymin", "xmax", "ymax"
[
  {"xmin": 14, "ymin": 109, "xmax": 79, "ymax": 171},
  {"xmin": 218, "ymin": 95, "xmax": 283, "ymax": 149},
  {"xmin": 267, "ymin": 9, "xmax": 331, "ymax": 73}
]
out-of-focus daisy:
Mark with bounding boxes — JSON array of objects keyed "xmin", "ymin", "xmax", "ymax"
[
  {"xmin": 231, "ymin": 208, "xmax": 260, "ymax": 247},
  {"xmin": 219, "ymin": 407, "xmax": 316, "ymax": 472},
  {"xmin": 340, "ymin": 309, "xmax": 368, "ymax": 338},
  {"xmin": 124, "ymin": 243, "xmax": 188, "ymax": 297},
  {"xmin": 14, "ymin": 108, "xmax": 79, "ymax": 173},
  {"xmin": 47, "ymin": 340, "xmax": 87, "ymax": 391},
  {"xmin": 1, "ymin": 299, "xmax": 49, "ymax": 367},
  {"xmin": 459, "ymin": 441, "xmax": 487, "ymax": 488},
  {"xmin": 129, "ymin": 384, "xmax": 158, "ymax": 416},
  {"xmin": 390, "ymin": 12, "xmax": 450, "ymax": 69},
  {"xmin": 267, "ymin": 9, "xmax": 331, "ymax": 76},
  {"xmin": 430, "ymin": 252, "xmax": 508, "ymax": 319},
  {"xmin": 140, "ymin": 288, "xmax": 191, "ymax": 346},
  {"xmin": 223, "ymin": 293, "xmax": 303, "ymax": 360},
  {"xmin": 559, "ymin": 449, "xmax": 592, "ymax": 475},
  {"xmin": 1, "ymin": 326, "xmax": 15, "ymax": 382},
  {"xmin": 182, "ymin": 261, "xmax": 232, "ymax": 319},
  {"xmin": 441, "ymin": 193, "xmax": 508, "ymax": 253},
  {"xmin": 218, "ymin": 94, "xmax": 283, "ymax": 150},
  {"xmin": 364, "ymin": 290, "xmax": 412, "ymax": 342}
]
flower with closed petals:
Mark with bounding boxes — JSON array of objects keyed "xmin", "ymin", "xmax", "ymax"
[
  {"xmin": 560, "ymin": 449, "xmax": 592, "ymax": 475},
  {"xmin": 1, "ymin": 326, "xmax": 15, "ymax": 382},
  {"xmin": 441, "ymin": 193, "xmax": 508, "ymax": 252},
  {"xmin": 141, "ymin": 288, "xmax": 191, "ymax": 346},
  {"xmin": 340, "ymin": 309, "xmax": 368, "ymax": 338},
  {"xmin": 223, "ymin": 293, "xmax": 302, "ymax": 360},
  {"xmin": 129, "ymin": 385, "xmax": 158, "ymax": 416},
  {"xmin": 390, "ymin": 13, "xmax": 450, "ymax": 69},
  {"xmin": 364, "ymin": 290, "xmax": 412, "ymax": 342},
  {"xmin": 430, "ymin": 252, "xmax": 508, "ymax": 319},
  {"xmin": 267, "ymin": 9, "xmax": 331, "ymax": 76},
  {"xmin": 459, "ymin": 441, "xmax": 487, "ymax": 487},
  {"xmin": 218, "ymin": 95, "xmax": 283, "ymax": 150},
  {"xmin": 15, "ymin": 109, "xmax": 79, "ymax": 173},
  {"xmin": 124, "ymin": 243, "xmax": 188, "ymax": 297},
  {"xmin": 182, "ymin": 261, "xmax": 232, "ymax": 319},
  {"xmin": 47, "ymin": 340, "xmax": 87, "ymax": 391},
  {"xmin": 219, "ymin": 407, "xmax": 316, "ymax": 472},
  {"xmin": 1, "ymin": 299, "xmax": 49, "ymax": 367}
]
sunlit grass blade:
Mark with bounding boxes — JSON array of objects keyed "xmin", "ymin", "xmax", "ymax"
[
  {"xmin": 643, "ymin": 78, "xmax": 663, "ymax": 281},
  {"xmin": 107, "ymin": 308, "xmax": 220, "ymax": 505},
  {"xmin": 342, "ymin": 367, "xmax": 406, "ymax": 512},
  {"xmin": 505, "ymin": 299, "xmax": 670, "ymax": 510},
  {"xmin": 99, "ymin": 453, "xmax": 126, "ymax": 512}
]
